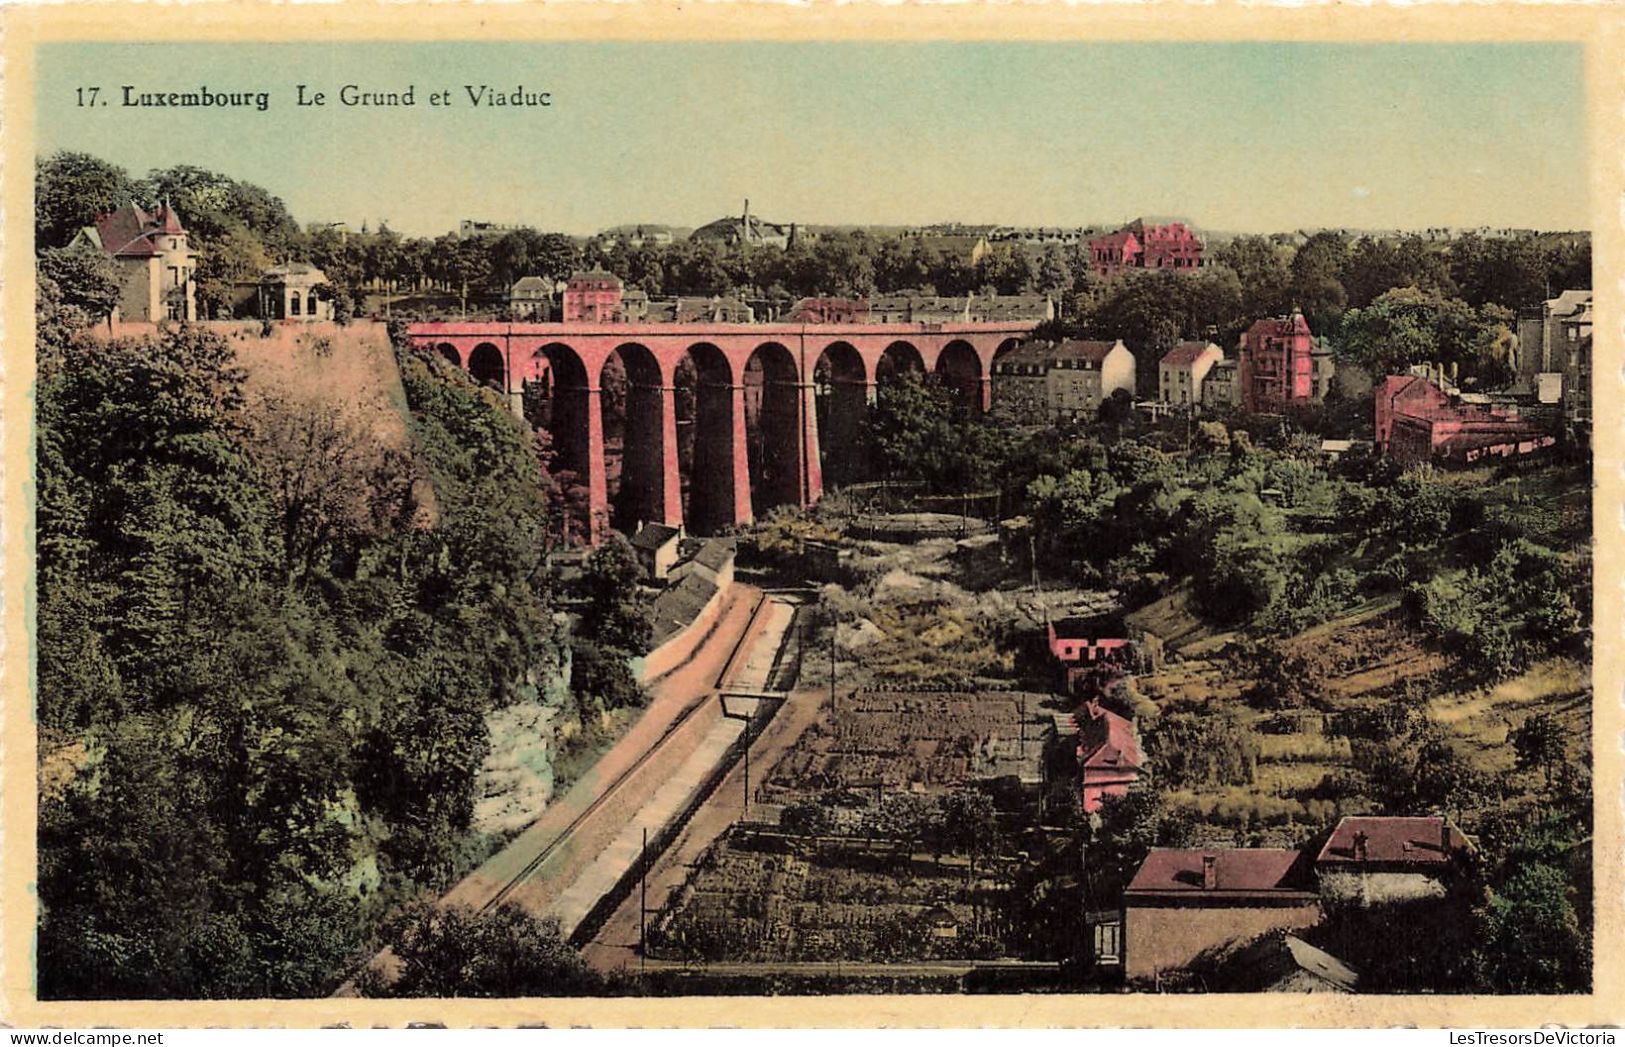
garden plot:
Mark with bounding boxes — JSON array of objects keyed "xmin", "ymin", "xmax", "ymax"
[
  {"xmin": 651, "ymin": 834, "xmax": 1012, "ymax": 964},
  {"xmin": 763, "ymin": 690, "xmax": 1049, "ymax": 801}
]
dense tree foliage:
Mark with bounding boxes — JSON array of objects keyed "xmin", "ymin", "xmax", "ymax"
[
  {"xmin": 35, "ymin": 299, "xmax": 569, "ymax": 997},
  {"xmin": 359, "ymin": 902, "xmax": 602, "ymax": 997}
]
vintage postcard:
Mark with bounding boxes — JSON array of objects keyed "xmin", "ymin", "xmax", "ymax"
[{"xmin": 0, "ymin": 3, "xmax": 1619, "ymax": 1029}]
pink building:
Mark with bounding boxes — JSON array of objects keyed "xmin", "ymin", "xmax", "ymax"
[
  {"xmin": 1375, "ymin": 371, "xmax": 1555, "ymax": 466},
  {"xmin": 1089, "ymin": 220, "xmax": 1204, "ymax": 279},
  {"xmin": 562, "ymin": 270, "xmax": 624, "ymax": 323},
  {"xmin": 1239, "ymin": 309, "xmax": 1315, "ymax": 412},
  {"xmin": 1073, "ymin": 698, "xmax": 1143, "ymax": 813},
  {"xmin": 1047, "ymin": 616, "xmax": 1130, "ymax": 665}
]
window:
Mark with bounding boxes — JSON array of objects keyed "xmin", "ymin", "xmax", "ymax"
[
  {"xmin": 290, "ymin": 292, "xmax": 301, "ymax": 317},
  {"xmin": 307, "ymin": 293, "xmax": 318, "ymax": 315}
]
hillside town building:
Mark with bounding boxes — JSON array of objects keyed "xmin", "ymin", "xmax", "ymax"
[
  {"xmin": 72, "ymin": 201, "xmax": 198, "ymax": 323},
  {"xmin": 1374, "ymin": 367, "xmax": 1556, "ymax": 466},
  {"xmin": 508, "ymin": 276, "xmax": 553, "ymax": 320},
  {"xmin": 630, "ymin": 522, "xmax": 683, "ymax": 583},
  {"xmin": 865, "ymin": 294, "xmax": 1053, "ymax": 325},
  {"xmin": 991, "ymin": 339, "xmax": 1136, "ymax": 424},
  {"xmin": 643, "ymin": 296, "xmax": 756, "ymax": 324},
  {"xmin": 1202, "ymin": 358, "xmax": 1240, "ymax": 410},
  {"xmin": 1239, "ymin": 309, "xmax": 1318, "ymax": 412},
  {"xmin": 562, "ymin": 270, "xmax": 625, "ymax": 322},
  {"xmin": 1088, "ymin": 220, "xmax": 1205, "ymax": 279},
  {"xmin": 1158, "ymin": 341, "xmax": 1225, "ymax": 408},
  {"xmin": 790, "ymin": 297, "xmax": 869, "ymax": 324},
  {"xmin": 600, "ymin": 224, "xmax": 675, "ymax": 248},
  {"xmin": 458, "ymin": 219, "xmax": 527, "ymax": 240},
  {"xmin": 1516, "ymin": 289, "xmax": 1592, "ymax": 439}
]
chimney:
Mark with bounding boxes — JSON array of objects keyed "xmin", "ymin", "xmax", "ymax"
[
  {"xmin": 1440, "ymin": 821, "xmax": 1452, "ymax": 856},
  {"xmin": 1353, "ymin": 830, "xmax": 1369, "ymax": 861},
  {"xmin": 1202, "ymin": 853, "xmax": 1217, "ymax": 890}
]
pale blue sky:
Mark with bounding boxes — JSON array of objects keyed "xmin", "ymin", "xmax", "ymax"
[{"xmin": 36, "ymin": 41, "xmax": 1587, "ymax": 237}]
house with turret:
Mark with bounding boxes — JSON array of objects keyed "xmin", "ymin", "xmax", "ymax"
[{"xmin": 72, "ymin": 201, "xmax": 197, "ymax": 323}]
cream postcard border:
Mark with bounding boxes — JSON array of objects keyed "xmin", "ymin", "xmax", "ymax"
[{"xmin": 0, "ymin": 3, "xmax": 1619, "ymax": 1028}]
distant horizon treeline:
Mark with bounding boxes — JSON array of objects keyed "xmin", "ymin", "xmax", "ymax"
[{"xmin": 39, "ymin": 151, "xmax": 1589, "ymax": 338}]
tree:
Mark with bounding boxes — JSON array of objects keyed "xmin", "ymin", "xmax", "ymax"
[
  {"xmin": 36, "ymin": 151, "xmax": 140, "ymax": 250},
  {"xmin": 577, "ymin": 534, "xmax": 652, "ymax": 654},
  {"xmin": 194, "ymin": 224, "xmax": 271, "ymax": 320},
  {"xmin": 246, "ymin": 396, "xmax": 413, "ymax": 590},
  {"xmin": 1472, "ymin": 861, "xmax": 1588, "ymax": 993},
  {"xmin": 363, "ymin": 901, "xmax": 602, "ymax": 997},
  {"xmin": 1511, "ymin": 713, "xmax": 1567, "ymax": 789},
  {"xmin": 1214, "ymin": 235, "xmax": 1291, "ymax": 319},
  {"xmin": 37, "ymin": 244, "xmax": 122, "ymax": 319},
  {"xmin": 1290, "ymin": 231, "xmax": 1350, "ymax": 333},
  {"xmin": 1450, "ymin": 233, "xmax": 1548, "ymax": 311},
  {"xmin": 145, "ymin": 164, "xmax": 302, "ymax": 260},
  {"xmin": 1341, "ymin": 235, "xmax": 1453, "ymax": 308}
]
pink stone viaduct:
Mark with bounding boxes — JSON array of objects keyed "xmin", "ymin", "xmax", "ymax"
[{"xmin": 408, "ymin": 320, "xmax": 1037, "ymax": 542}]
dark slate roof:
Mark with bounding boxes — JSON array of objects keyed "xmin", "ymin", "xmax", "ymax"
[
  {"xmin": 648, "ymin": 574, "xmax": 718, "ymax": 643},
  {"xmin": 992, "ymin": 340, "xmax": 1055, "ymax": 372},
  {"xmin": 1052, "ymin": 339, "xmax": 1121, "ymax": 364},
  {"xmin": 630, "ymin": 522, "xmax": 682, "ymax": 552},
  {"xmin": 691, "ymin": 537, "xmax": 736, "ymax": 572}
]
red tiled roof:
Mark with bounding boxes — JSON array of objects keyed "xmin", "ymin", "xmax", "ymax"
[
  {"xmin": 1077, "ymin": 704, "xmax": 1142, "ymax": 772},
  {"xmin": 1246, "ymin": 313, "xmax": 1312, "ymax": 340},
  {"xmin": 1127, "ymin": 848, "xmax": 1314, "ymax": 897},
  {"xmin": 1091, "ymin": 230, "xmax": 1140, "ymax": 250},
  {"xmin": 155, "ymin": 204, "xmax": 185, "ymax": 235},
  {"xmin": 1315, "ymin": 816, "xmax": 1466, "ymax": 868},
  {"xmin": 1161, "ymin": 341, "xmax": 1218, "ymax": 368},
  {"xmin": 94, "ymin": 203, "xmax": 162, "ymax": 258}
]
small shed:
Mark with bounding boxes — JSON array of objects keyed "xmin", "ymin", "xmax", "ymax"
[{"xmin": 630, "ymin": 522, "xmax": 683, "ymax": 582}]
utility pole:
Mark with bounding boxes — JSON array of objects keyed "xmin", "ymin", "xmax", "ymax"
[
  {"xmin": 829, "ymin": 618, "xmax": 838, "ymax": 712},
  {"xmin": 743, "ymin": 709, "xmax": 752, "ymax": 813},
  {"xmin": 639, "ymin": 826, "xmax": 648, "ymax": 971}
]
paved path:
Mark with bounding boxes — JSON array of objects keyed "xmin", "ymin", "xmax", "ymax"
[
  {"xmin": 543, "ymin": 597, "xmax": 798, "ymax": 938},
  {"xmin": 582, "ymin": 683, "xmax": 834, "ymax": 973},
  {"xmin": 440, "ymin": 583, "xmax": 767, "ymax": 915}
]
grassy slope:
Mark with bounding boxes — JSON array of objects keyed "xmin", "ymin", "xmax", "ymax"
[{"xmin": 1133, "ymin": 462, "xmax": 1591, "ymax": 841}]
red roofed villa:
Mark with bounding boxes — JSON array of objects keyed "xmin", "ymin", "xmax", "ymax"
[
  {"xmin": 1089, "ymin": 219, "xmax": 1204, "ymax": 279},
  {"xmin": 1314, "ymin": 815, "xmax": 1472, "ymax": 905},
  {"xmin": 1123, "ymin": 847, "xmax": 1321, "ymax": 982},
  {"xmin": 1073, "ymin": 698, "xmax": 1143, "ymax": 813},
  {"xmin": 70, "ymin": 200, "xmax": 198, "ymax": 323}
]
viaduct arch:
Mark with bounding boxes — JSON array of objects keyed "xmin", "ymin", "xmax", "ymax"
[{"xmin": 407, "ymin": 319, "xmax": 1036, "ymax": 542}]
